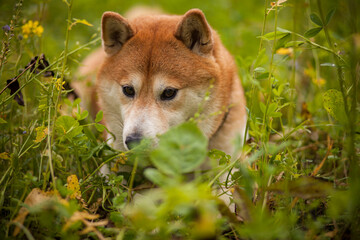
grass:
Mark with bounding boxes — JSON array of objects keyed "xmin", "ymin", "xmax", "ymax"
[{"xmin": 0, "ymin": 0, "xmax": 359, "ymax": 239}]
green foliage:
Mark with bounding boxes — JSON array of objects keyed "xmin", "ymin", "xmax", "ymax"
[
  {"xmin": 323, "ymin": 89, "xmax": 346, "ymax": 123},
  {"xmin": 0, "ymin": 0, "xmax": 359, "ymax": 239},
  {"xmin": 150, "ymin": 122, "xmax": 208, "ymax": 176}
]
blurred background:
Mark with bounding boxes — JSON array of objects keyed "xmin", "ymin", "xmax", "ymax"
[
  {"xmin": 0, "ymin": 0, "xmax": 349, "ymax": 105},
  {"xmin": 1, "ymin": 0, "xmax": 267, "ymax": 57}
]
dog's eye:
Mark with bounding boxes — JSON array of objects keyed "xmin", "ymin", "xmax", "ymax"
[
  {"xmin": 160, "ymin": 88, "xmax": 178, "ymax": 101},
  {"xmin": 122, "ymin": 85, "xmax": 135, "ymax": 98}
]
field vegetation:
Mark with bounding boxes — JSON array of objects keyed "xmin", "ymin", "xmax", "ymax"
[{"xmin": 0, "ymin": 0, "xmax": 359, "ymax": 239}]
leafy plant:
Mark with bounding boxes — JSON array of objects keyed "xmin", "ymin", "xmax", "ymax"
[{"xmin": 0, "ymin": 0, "xmax": 359, "ymax": 239}]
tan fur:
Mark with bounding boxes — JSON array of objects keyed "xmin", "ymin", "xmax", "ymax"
[{"xmin": 77, "ymin": 9, "xmax": 246, "ymax": 156}]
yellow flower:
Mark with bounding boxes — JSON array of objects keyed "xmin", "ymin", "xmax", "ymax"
[
  {"xmin": 54, "ymin": 77, "xmax": 65, "ymax": 91},
  {"xmin": 313, "ymin": 77, "xmax": 326, "ymax": 86},
  {"xmin": 0, "ymin": 152, "xmax": 10, "ymax": 160},
  {"xmin": 33, "ymin": 25, "xmax": 44, "ymax": 37},
  {"xmin": 275, "ymin": 154, "xmax": 282, "ymax": 161},
  {"xmin": 304, "ymin": 63, "xmax": 326, "ymax": 87},
  {"xmin": 67, "ymin": 175, "xmax": 81, "ymax": 199},
  {"xmin": 111, "ymin": 153, "xmax": 128, "ymax": 172},
  {"xmin": 276, "ymin": 47, "xmax": 293, "ymax": 57},
  {"xmin": 21, "ymin": 20, "xmax": 44, "ymax": 39}
]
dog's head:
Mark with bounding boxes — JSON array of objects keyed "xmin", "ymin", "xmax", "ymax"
[{"xmin": 97, "ymin": 9, "xmax": 232, "ymax": 150}]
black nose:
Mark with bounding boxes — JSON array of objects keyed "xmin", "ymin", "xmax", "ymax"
[{"xmin": 125, "ymin": 133, "xmax": 142, "ymax": 150}]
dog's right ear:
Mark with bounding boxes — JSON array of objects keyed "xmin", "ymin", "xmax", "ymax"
[
  {"xmin": 101, "ymin": 11, "xmax": 134, "ymax": 55},
  {"xmin": 175, "ymin": 9, "xmax": 213, "ymax": 56}
]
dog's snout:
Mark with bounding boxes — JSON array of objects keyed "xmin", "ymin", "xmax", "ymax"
[{"xmin": 125, "ymin": 133, "xmax": 143, "ymax": 150}]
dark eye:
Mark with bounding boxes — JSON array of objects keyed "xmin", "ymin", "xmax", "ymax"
[
  {"xmin": 122, "ymin": 85, "xmax": 135, "ymax": 98},
  {"xmin": 160, "ymin": 88, "xmax": 178, "ymax": 101}
]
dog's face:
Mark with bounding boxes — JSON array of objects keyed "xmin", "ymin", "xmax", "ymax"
[{"xmin": 97, "ymin": 10, "xmax": 226, "ymax": 150}]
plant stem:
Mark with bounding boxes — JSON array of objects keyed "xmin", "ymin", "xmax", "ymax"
[
  {"xmin": 53, "ymin": 0, "xmax": 73, "ymax": 124},
  {"xmin": 316, "ymin": 0, "xmax": 349, "ymax": 118},
  {"xmin": 258, "ymin": 0, "xmax": 269, "ymax": 52},
  {"xmin": 346, "ymin": 0, "xmax": 359, "ymax": 237},
  {"xmin": 128, "ymin": 157, "xmax": 138, "ymax": 203},
  {"xmin": 288, "ymin": 0, "xmax": 298, "ymax": 128},
  {"xmin": 46, "ymin": 89, "xmax": 56, "ymax": 190},
  {"xmin": 80, "ymin": 153, "xmax": 122, "ymax": 186},
  {"xmin": 261, "ymin": 0, "xmax": 279, "ymax": 154}
]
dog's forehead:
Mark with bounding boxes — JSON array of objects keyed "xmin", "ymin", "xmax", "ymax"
[{"xmin": 103, "ymin": 15, "xmax": 218, "ymax": 86}]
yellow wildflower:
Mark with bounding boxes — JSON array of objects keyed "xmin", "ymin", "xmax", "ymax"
[
  {"xmin": 276, "ymin": 47, "xmax": 293, "ymax": 57},
  {"xmin": 304, "ymin": 63, "xmax": 326, "ymax": 87},
  {"xmin": 21, "ymin": 20, "xmax": 44, "ymax": 39},
  {"xmin": 33, "ymin": 24, "xmax": 44, "ymax": 37},
  {"xmin": 67, "ymin": 175, "xmax": 81, "ymax": 199},
  {"xmin": 111, "ymin": 153, "xmax": 127, "ymax": 172},
  {"xmin": 313, "ymin": 77, "xmax": 326, "ymax": 86},
  {"xmin": 0, "ymin": 152, "xmax": 10, "ymax": 160},
  {"xmin": 54, "ymin": 77, "xmax": 65, "ymax": 91}
]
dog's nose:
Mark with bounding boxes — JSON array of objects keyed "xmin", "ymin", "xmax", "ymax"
[{"xmin": 125, "ymin": 133, "xmax": 143, "ymax": 150}]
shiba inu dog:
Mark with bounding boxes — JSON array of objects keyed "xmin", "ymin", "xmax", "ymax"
[
  {"xmin": 92, "ymin": 8, "xmax": 247, "ymax": 155},
  {"xmin": 77, "ymin": 8, "xmax": 246, "ymax": 158},
  {"xmin": 74, "ymin": 8, "xmax": 247, "ymax": 209}
]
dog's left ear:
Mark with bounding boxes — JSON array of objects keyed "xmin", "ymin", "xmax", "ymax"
[{"xmin": 175, "ymin": 9, "xmax": 213, "ymax": 56}]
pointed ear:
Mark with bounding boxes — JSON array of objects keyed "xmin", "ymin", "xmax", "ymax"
[
  {"xmin": 175, "ymin": 9, "xmax": 213, "ymax": 56},
  {"xmin": 101, "ymin": 11, "xmax": 134, "ymax": 55}
]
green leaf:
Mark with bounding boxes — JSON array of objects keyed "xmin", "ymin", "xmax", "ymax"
[
  {"xmin": 276, "ymin": 27, "xmax": 291, "ymax": 33},
  {"xmin": 63, "ymin": 98, "xmax": 72, "ymax": 106},
  {"xmin": 254, "ymin": 48, "xmax": 267, "ymax": 68},
  {"xmin": 72, "ymin": 98, "xmax": 81, "ymax": 107},
  {"xmin": 144, "ymin": 168, "xmax": 173, "ymax": 186},
  {"xmin": 256, "ymin": 72, "xmax": 269, "ymax": 80},
  {"xmin": 269, "ymin": 112, "xmax": 282, "ymax": 118},
  {"xmin": 284, "ymin": 41, "xmax": 304, "ymax": 48},
  {"xmin": 259, "ymin": 102, "xmax": 266, "ymax": 114},
  {"xmin": 259, "ymin": 31, "xmax": 290, "ymax": 41},
  {"xmin": 323, "ymin": 89, "xmax": 346, "ymax": 123},
  {"xmin": 277, "ymin": 83, "xmax": 286, "ymax": 96},
  {"xmin": 0, "ymin": 117, "xmax": 7, "ymax": 124},
  {"xmin": 276, "ymin": 33, "xmax": 291, "ymax": 49},
  {"xmin": 76, "ymin": 110, "xmax": 88, "ymax": 121},
  {"xmin": 310, "ymin": 13, "xmax": 323, "ymax": 26},
  {"xmin": 149, "ymin": 122, "xmax": 207, "ymax": 176},
  {"xmin": 325, "ymin": 8, "xmax": 336, "ymax": 25},
  {"xmin": 208, "ymin": 149, "xmax": 230, "ymax": 165},
  {"xmin": 273, "ymin": 89, "xmax": 279, "ymax": 96},
  {"xmin": 267, "ymin": 102, "xmax": 277, "ymax": 114},
  {"xmin": 55, "ymin": 116, "xmax": 83, "ymax": 139},
  {"xmin": 110, "ymin": 212, "xmax": 124, "ymax": 225},
  {"xmin": 95, "ymin": 123, "xmax": 105, "ymax": 132},
  {"xmin": 95, "ymin": 110, "xmax": 103, "ymax": 123},
  {"xmin": 254, "ymin": 67, "xmax": 266, "ymax": 73},
  {"xmin": 304, "ymin": 27, "xmax": 323, "ymax": 38}
]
